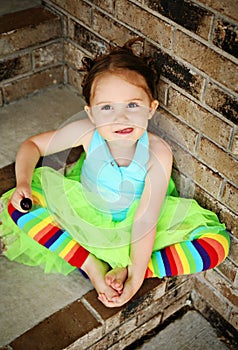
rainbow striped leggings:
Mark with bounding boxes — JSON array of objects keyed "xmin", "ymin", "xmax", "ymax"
[{"xmin": 8, "ymin": 197, "xmax": 230, "ymax": 279}]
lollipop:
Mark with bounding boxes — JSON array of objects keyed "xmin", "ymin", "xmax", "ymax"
[{"xmin": 20, "ymin": 198, "xmax": 32, "ymax": 211}]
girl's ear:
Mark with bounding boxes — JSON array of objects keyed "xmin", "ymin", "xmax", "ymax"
[
  {"xmin": 84, "ymin": 105, "xmax": 95, "ymax": 124},
  {"xmin": 148, "ymin": 100, "xmax": 159, "ymax": 119}
]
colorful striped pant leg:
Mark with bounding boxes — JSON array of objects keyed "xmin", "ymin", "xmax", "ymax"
[
  {"xmin": 145, "ymin": 230, "xmax": 230, "ymax": 278},
  {"xmin": 8, "ymin": 200, "xmax": 89, "ymax": 269}
]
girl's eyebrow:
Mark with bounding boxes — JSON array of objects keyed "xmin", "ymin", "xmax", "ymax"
[{"xmin": 94, "ymin": 98, "xmax": 144, "ymax": 105}]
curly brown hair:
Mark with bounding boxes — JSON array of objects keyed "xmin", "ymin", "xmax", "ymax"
[{"xmin": 80, "ymin": 38, "xmax": 160, "ymax": 105}]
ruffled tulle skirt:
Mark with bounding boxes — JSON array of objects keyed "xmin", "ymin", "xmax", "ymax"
[{"xmin": 0, "ymin": 156, "xmax": 227, "ymax": 274}]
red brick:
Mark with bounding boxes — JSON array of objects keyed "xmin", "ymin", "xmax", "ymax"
[
  {"xmin": 3, "ymin": 66, "xmax": 64, "ymax": 103},
  {"xmin": 33, "ymin": 42, "xmax": 63, "ymax": 69},
  {"xmin": 167, "ymin": 88, "xmax": 233, "ymax": 149},
  {"xmin": 0, "ymin": 7, "xmax": 62, "ymax": 56},
  {"xmin": 115, "ymin": 0, "xmax": 173, "ymax": 49},
  {"xmin": 174, "ymin": 31, "xmax": 238, "ymax": 92}
]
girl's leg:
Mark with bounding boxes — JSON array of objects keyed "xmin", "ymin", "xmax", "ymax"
[
  {"xmin": 8, "ymin": 201, "xmax": 89, "ymax": 269},
  {"xmin": 145, "ymin": 230, "xmax": 230, "ymax": 278},
  {"xmin": 8, "ymin": 199, "xmax": 121, "ymax": 300}
]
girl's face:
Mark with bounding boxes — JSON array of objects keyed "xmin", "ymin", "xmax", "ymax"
[{"xmin": 85, "ymin": 73, "xmax": 158, "ymax": 143}]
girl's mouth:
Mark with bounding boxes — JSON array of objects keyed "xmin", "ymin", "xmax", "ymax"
[{"xmin": 115, "ymin": 128, "xmax": 134, "ymax": 134}]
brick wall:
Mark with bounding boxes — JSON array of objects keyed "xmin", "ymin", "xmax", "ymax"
[
  {"xmin": 0, "ymin": 0, "xmax": 237, "ymax": 338},
  {"xmin": 42, "ymin": 0, "xmax": 238, "ymax": 333},
  {"xmin": 0, "ymin": 6, "xmax": 64, "ymax": 104}
]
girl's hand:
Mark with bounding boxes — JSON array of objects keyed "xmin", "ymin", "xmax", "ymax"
[{"xmin": 11, "ymin": 184, "xmax": 32, "ymax": 212}]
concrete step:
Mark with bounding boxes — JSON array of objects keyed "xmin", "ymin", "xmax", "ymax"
[
  {"xmin": 0, "ymin": 4, "xmax": 64, "ymax": 107},
  {"xmin": 0, "ymin": 0, "xmax": 41, "ymax": 16},
  {"xmin": 0, "ymin": 85, "xmax": 85, "ymax": 194}
]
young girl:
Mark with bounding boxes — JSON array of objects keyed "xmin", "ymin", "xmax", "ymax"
[{"xmin": 0, "ymin": 39, "xmax": 230, "ymax": 308}]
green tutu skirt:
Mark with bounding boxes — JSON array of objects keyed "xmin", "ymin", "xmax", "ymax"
[{"xmin": 0, "ymin": 155, "xmax": 226, "ymax": 274}]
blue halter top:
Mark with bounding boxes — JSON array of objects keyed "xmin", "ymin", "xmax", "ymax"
[{"xmin": 81, "ymin": 130, "xmax": 149, "ymax": 221}]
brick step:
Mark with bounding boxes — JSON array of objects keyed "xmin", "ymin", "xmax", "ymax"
[{"xmin": 0, "ymin": 5, "xmax": 63, "ymax": 106}]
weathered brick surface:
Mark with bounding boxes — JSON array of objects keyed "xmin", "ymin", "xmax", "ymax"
[
  {"xmin": 3, "ymin": 66, "xmax": 64, "ymax": 102},
  {"xmin": 216, "ymin": 258, "xmax": 238, "ymax": 287},
  {"xmin": 151, "ymin": 109, "xmax": 198, "ymax": 152},
  {"xmin": 144, "ymin": 0, "xmax": 213, "ymax": 40},
  {"xmin": 191, "ymin": 290, "xmax": 238, "ymax": 343},
  {"xmin": 0, "ymin": 7, "xmax": 62, "ymax": 56},
  {"xmin": 108, "ymin": 312, "xmax": 162, "ymax": 350},
  {"xmin": 231, "ymin": 130, "xmax": 238, "ymax": 157},
  {"xmin": 50, "ymin": 0, "xmax": 92, "ymax": 26},
  {"xmin": 68, "ymin": 20, "xmax": 109, "ymax": 55},
  {"xmin": 92, "ymin": 9, "xmax": 135, "ymax": 47},
  {"xmin": 197, "ymin": 0, "xmax": 238, "ymax": 22},
  {"xmin": 167, "ymin": 88, "xmax": 232, "ymax": 149},
  {"xmin": 68, "ymin": 67, "xmax": 83, "ymax": 94},
  {"xmin": 0, "ymin": 88, "xmax": 3, "ymax": 106},
  {"xmin": 0, "ymin": 53, "xmax": 31, "ymax": 82},
  {"xmin": 197, "ymin": 137, "xmax": 237, "ymax": 185},
  {"xmin": 145, "ymin": 44, "xmax": 205, "ymax": 99},
  {"xmin": 94, "ymin": 0, "xmax": 115, "ymax": 15},
  {"xmin": 205, "ymin": 270, "xmax": 238, "ymax": 307},
  {"xmin": 205, "ymin": 83, "xmax": 238, "ymax": 124},
  {"xmin": 194, "ymin": 275, "xmax": 232, "ymax": 321},
  {"xmin": 64, "ymin": 41, "xmax": 85, "ymax": 70},
  {"xmin": 229, "ymin": 236, "xmax": 238, "ymax": 265},
  {"xmin": 174, "ymin": 30, "xmax": 238, "ymax": 92},
  {"xmin": 115, "ymin": 0, "xmax": 173, "ymax": 49},
  {"xmin": 33, "ymin": 41, "xmax": 63, "ymax": 69},
  {"xmin": 194, "ymin": 185, "xmax": 237, "ymax": 236},
  {"xmin": 222, "ymin": 182, "xmax": 238, "ymax": 214},
  {"xmin": 213, "ymin": 18, "xmax": 238, "ymax": 58}
]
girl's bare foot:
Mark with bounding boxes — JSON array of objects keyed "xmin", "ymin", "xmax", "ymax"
[
  {"xmin": 81, "ymin": 254, "xmax": 119, "ymax": 303},
  {"xmin": 105, "ymin": 267, "xmax": 128, "ymax": 294}
]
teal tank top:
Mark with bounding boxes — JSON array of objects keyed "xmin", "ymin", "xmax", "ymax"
[{"xmin": 81, "ymin": 130, "xmax": 149, "ymax": 221}]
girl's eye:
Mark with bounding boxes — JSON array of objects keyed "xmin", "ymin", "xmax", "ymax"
[
  {"xmin": 127, "ymin": 102, "xmax": 139, "ymax": 108},
  {"xmin": 101, "ymin": 104, "xmax": 113, "ymax": 111}
]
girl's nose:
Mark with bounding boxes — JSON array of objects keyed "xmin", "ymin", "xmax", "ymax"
[{"xmin": 113, "ymin": 105, "xmax": 129, "ymax": 122}]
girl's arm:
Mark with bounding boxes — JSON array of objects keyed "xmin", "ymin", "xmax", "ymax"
[
  {"xmin": 11, "ymin": 119, "xmax": 94, "ymax": 210},
  {"xmin": 112, "ymin": 135, "xmax": 173, "ymax": 306}
]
